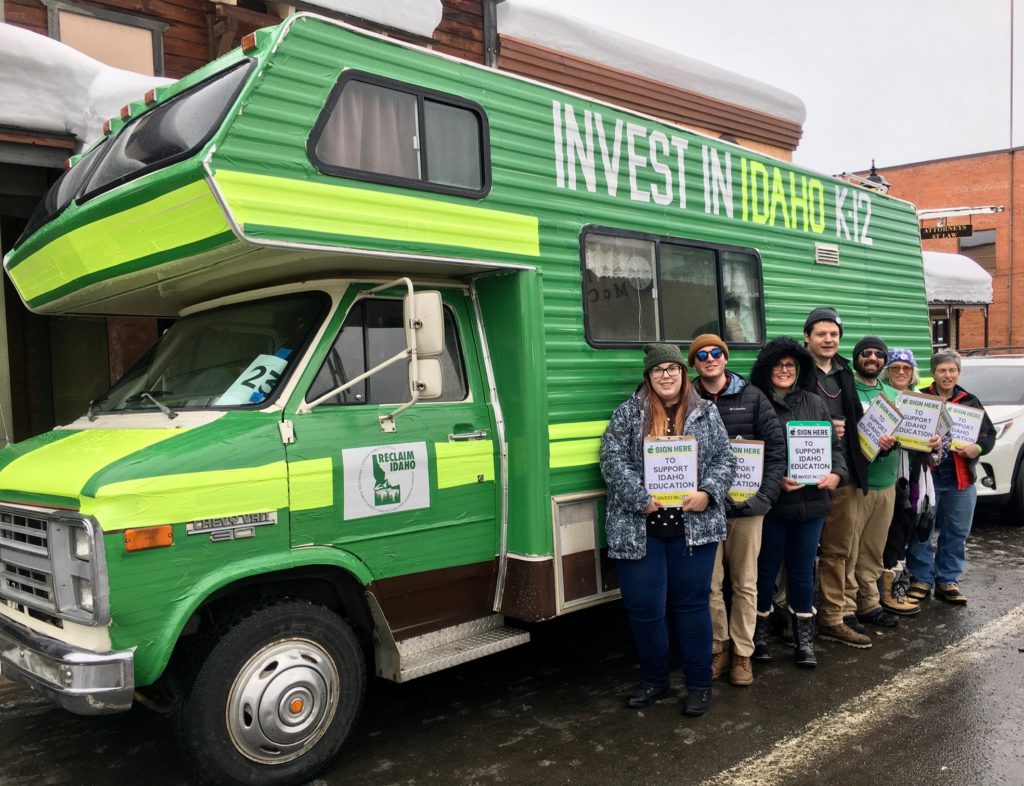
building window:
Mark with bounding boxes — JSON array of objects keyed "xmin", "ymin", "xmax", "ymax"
[
  {"xmin": 581, "ymin": 228, "xmax": 765, "ymax": 347},
  {"xmin": 959, "ymin": 228, "xmax": 996, "ymax": 272},
  {"xmin": 307, "ymin": 299, "xmax": 468, "ymax": 406},
  {"xmin": 42, "ymin": 0, "xmax": 167, "ymax": 76},
  {"xmin": 310, "ymin": 72, "xmax": 490, "ymax": 197},
  {"xmin": 931, "ymin": 317, "xmax": 950, "ymax": 349}
]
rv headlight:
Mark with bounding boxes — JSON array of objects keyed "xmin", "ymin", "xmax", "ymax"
[
  {"xmin": 71, "ymin": 524, "xmax": 93, "ymax": 561},
  {"xmin": 74, "ymin": 576, "xmax": 94, "ymax": 613}
]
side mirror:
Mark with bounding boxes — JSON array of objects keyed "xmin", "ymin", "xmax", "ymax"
[
  {"xmin": 405, "ymin": 291, "xmax": 443, "ymax": 402},
  {"xmin": 405, "ymin": 291, "xmax": 444, "ymax": 357},
  {"xmin": 413, "ymin": 358, "xmax": 443, "ymax": 400}
]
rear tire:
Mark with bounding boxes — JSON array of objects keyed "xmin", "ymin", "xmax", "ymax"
[{"xmin": 174, "ymin": 599, "xmax": 366, "ymax": 786}]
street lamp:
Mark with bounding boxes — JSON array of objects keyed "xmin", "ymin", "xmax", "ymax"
[{"xmin": 865, "ymin": 159, "xmax": 891, "ymax": 192}]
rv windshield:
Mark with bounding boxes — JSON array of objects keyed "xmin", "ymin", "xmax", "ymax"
[{"xmin": 93, "ymin": 293, "xmax": 328, "ymax": 415}]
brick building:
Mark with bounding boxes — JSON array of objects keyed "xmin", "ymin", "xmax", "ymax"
[{"xmin": 878, "ymin": 149, "xmax": 1021, "ymax": 351}]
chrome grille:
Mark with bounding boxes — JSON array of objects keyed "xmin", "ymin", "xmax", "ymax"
[{"xmin": 0, "ymin": 510, "xmax": 56, "ymax": 611}]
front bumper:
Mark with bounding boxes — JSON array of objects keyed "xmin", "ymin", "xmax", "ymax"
[
  {"xmin": 0, "ymin": 614, "xmax": 133, "ymax": 714},
  {"xmin": 975, "ymin": 439, "xmax": 1021, "ymax": 502}
]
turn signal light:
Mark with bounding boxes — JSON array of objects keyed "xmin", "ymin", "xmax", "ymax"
[
  {"xmin": 241, "ymin": 32, "xmax": 258, "ymax": 53},
  {"xmin": 124, "ymin": 525, "xmax": 173, "ymax": 552}
]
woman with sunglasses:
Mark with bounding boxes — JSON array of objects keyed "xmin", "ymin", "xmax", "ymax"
[
  {"xmin": 600, "ymin": 343, "xmax": 736, "ymax": 717},
  {"xmin": 749, "ymin": 337, "xmax": 846, "ymax": 668}
]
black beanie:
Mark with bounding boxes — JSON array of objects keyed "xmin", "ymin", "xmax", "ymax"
[
  {"xmin": 803, "ymin": 307, "xmax": 843, "ymax": 338},
  {"xmin": 853, "ymin": 335, "xmax": 888, "ymax": 359},
  {"xmin": 643, "ymin": 343, "xmax": 686, "ymax": 373}
]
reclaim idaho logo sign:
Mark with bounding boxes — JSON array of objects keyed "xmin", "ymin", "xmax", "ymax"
[{"xmin": 342, "ymin": 442, "xmax": 430, "ymax": 520}]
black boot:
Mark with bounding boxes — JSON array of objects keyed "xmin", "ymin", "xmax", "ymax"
[
  {"xmin": 791, "ymin": 612, "xmax": 817, "ymax": 668},
  {"xmin": 753, "ymin": 613, "xmax": 772, "ymax": 662}
]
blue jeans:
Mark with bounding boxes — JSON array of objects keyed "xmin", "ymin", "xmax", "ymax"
[
  {"xmin": 756, "ymin": 514, "xmax": 825, "ymax": 615},
  {"xmin": 906, "ymin": 484, "xmax": 977, "ymax": 587},
  {"xmin": 617, "ymin": 535, "xmax": 718, "ymax": 691}
]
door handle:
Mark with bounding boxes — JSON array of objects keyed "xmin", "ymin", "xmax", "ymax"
[{"xmin": 449, "ymin": 429, "xmax": 489, "ymax": 441}]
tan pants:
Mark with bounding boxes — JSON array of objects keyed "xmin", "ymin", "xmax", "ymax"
[
  {"xmin": 818, "ymin": 484, "xmax": 865, "ymax": 626},
  {"xmin": 845, "ymin": 485, "xmax": 896, "ymax": 616},
  {"xmin": 709, "ymin": 515, "xmax": 763, "ymax": 657}
]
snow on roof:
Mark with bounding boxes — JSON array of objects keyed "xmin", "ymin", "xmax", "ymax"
[
  {"xmin": 923, "ymin": 251, "xmax": 993, "ymax": 306},
  {"xmin": 297, "ymin": 0, "xmax": 442, "ymax": 39},
  {"xmin": 498, "ymin": 1, "xmax": 805, "ymax": 126},
  {"xmin": 0, "ymin": 23, "xmax": 172, "ymax": 152}
]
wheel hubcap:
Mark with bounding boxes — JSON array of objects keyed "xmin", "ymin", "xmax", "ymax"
[{"xmin": 226, "ymin": 638, "xmax": 340, "ymax": 764}]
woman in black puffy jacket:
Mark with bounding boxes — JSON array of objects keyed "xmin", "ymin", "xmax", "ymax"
[{"xmin": 748, "ymin": 337, "xmax": 847, "ymax": 668}]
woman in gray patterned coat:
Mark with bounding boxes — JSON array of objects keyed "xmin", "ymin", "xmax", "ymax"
[{"xmin": 600, "ymin": 343, "xmax": 736, "ymax": 718}]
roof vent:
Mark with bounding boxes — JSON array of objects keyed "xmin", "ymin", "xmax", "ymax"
[{"xmin": 814, "ymin": 243, "xmax": 840, "ymax": 266}]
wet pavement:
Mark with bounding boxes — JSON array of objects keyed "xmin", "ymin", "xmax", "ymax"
[{"xmin": 1, "ymin": 509, "xmax": 1022, "ymax": 786}]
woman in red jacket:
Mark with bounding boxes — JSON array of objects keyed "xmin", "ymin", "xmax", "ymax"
[{"xmin": 906, "ymin": 349, "xmax": 996, "ymax": 605}]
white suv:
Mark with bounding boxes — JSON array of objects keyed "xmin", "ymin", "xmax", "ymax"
[{"xmin": 958, "ymin": 353, "xmax": 1024, "ymax": 519}]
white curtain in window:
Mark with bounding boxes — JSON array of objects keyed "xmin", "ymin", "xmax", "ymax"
[
  {"xmin": 316, "ymin": 81, "xmax": 420, "ymax": 179},
  {"xmin": 585, "ymin": 236, "xmax": 655, "ymax": 287}
]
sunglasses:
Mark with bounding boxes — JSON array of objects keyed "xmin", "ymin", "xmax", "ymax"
[
  {"xmin": 859, "ymin": 349, "xmax": 887, "ymax": 359},
  {"xmin": 694, "ymin": 347, "xmax": 725, "ymax": 362}
]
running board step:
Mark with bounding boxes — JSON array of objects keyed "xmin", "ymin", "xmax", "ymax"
[{"xmin": 389, "ymin": 615, "xmax": 530, "ymax": 682}]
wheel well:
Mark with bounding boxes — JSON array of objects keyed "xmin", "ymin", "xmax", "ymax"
[{"xmin": 166, "ymin": 566, "xmax": 374, "ymax": 680}]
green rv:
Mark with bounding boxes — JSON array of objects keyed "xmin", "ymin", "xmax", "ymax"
[{"xmin": 0, "ymin": 13, "xmax": 931, "ymax": 786}]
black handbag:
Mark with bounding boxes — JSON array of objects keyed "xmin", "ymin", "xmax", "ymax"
[{"xmin": 914, "ymin": 497, "xmax": 936, "ymax": 542}]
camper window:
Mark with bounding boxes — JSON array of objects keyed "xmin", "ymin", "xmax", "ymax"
[
  {"xmin": 581, "ymin": 228, "xmax": 764, "ymax": 348},
  {"xmin": 79, "ymin": 60, "xmax": 252, "ymax": 202},
  {"xmin": 307, "ymin": 299, "xmax": 467, "ymax": 406},
  {"xmin": 310, "ymin": 72, "xmax": 489, "ymax": 197}
]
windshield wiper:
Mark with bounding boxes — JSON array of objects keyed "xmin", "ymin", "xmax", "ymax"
[
  {"xmin": 140, "ymin": 391, "xmax": 177, "ymax": 420},
  {"xmin": 86, "ymin": 397, "xmax": 108, "ymax": 422}
]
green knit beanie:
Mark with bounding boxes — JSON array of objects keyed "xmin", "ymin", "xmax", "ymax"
[{"xmin": 643, "ymin": 343, "xmax": 686, "ymax": 374}]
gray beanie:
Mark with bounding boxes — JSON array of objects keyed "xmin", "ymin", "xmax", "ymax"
[
  {"xmin": 803, "ymin": 307, "xmax": 843, "ymax": 338},
  {"xmin": 853, "ymin": 335, "xmax": 888, "ymax": 359},
  {"xmin": 643, "ymin": 343, "xmax": 686, "ymax": 373}
]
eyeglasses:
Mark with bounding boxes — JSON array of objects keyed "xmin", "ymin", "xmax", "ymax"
[
  {"xmin": 773, "ymin": 362, "xmax": 797, "ymax": 371},
  {"xmin": 859, "ymin": 349, "xmax": 887, "ymax": 359},
  {"xmin": 694, "ymin": 347, "xmax": 725, "ymax": 362},
  {"xmin": 650, "ymin": 364, "xmax": 683, "ymax": 379},
  {"xmin": 889, "ymin": 364, "xmax": 913, "ymax": 373}
]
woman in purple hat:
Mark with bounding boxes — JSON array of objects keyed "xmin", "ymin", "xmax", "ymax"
[{"xmin": 878, "ymin": 348, "xmax": 939, "ymax": 614}]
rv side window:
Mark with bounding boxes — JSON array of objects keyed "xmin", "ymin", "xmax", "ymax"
[
  {"xmin": 308, "ymin": 299, "xmax": 468, "ymax": 406},
  {"xmin": 310, "ymin": 72, "xmax": 489, "ymax": 197},
  {"xmin": 582, "ymin": 230, "xmax": 765, "ymax": 347}
]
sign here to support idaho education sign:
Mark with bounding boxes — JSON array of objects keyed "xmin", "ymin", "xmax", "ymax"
[{"xmin": 644, "ymin": 436, "xmax": 698, "ymax": 506}]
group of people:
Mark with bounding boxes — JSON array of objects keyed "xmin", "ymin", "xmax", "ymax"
[{"xmin": 599, "ymin": 306, "xmax": 996, "ymax": 718}]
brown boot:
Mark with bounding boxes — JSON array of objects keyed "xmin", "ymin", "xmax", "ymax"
[
  {"xmin": 880, "ymin": 569, "xmax": 921, "ymax": 616},
  {"xmin": 729, "ymin": 653, "xmax": 753, "ymax": 686},
  {"xmin": 711, "ymin": 640, "xmax": 730, "ymax": 680}
]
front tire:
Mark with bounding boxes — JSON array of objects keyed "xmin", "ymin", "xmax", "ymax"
[
  {"xmin": 1004, "ymin": 451, "xmax": 1024, "ymax": 525},
  {"xmin": 174, "ymin": 600, "xmax": 366, "ymax": 786}
]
